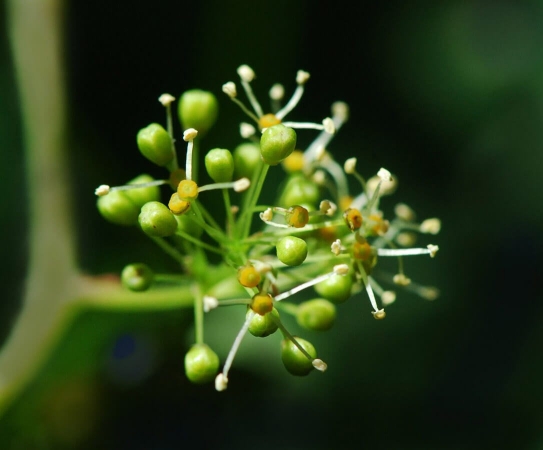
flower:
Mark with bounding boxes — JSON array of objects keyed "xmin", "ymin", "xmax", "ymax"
[{"xmin": 95, "ymin": 65, "xmax": 441, "ymax": 391}]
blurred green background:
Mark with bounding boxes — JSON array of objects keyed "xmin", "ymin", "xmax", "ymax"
[{"xmin": 1, "ymin": 0, "xmax": 543, "ymax": 449}]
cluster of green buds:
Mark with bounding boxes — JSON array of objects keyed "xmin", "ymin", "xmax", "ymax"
[{"xmin": 95, "ymin": 64, "xmax": 440, "ymax": 391}]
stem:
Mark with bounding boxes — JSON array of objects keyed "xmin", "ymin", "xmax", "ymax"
[
  {"xmin": 150, "ymin": 236, "xmax": 187, "ymax": 267},
  {"xmin": 165, "ymin": 102, "xmax": 179, "ymax": 172},
  {"xmin": 222, "ymin": 189, "xmax": 234, "ymax": 235},
  {"xmin": 193, "ymin": 284, "xmax": 204, "ymax": 344},
  {"xmin": 0, "ymin": 0, "xmax": 78, "ymax": 410},
  {"xmin": 238, "ymin": 162, "xmax": 270, "ymax": 239}
]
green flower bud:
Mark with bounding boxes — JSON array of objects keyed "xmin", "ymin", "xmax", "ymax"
[
  {"xmin": 281, "ymin": 337, "xmax": 317, "ymax": 376},
  {"xmin": 184, "ymin": 343, "xmax": 220, "ymax": 384},
  {"xmin": 138, "ymin": 201, "xmax": 178, "ymax": 237},
  {"xmin": 248, "ymin": 307, "xmax": 280, "ymax": 337},
  {"xmin": 96, "ymin": 174, "xmax": 160, "ymax": 226},
  {"xmin": 97, "ymin": 190, "xmax": 140, "ymax": 226},
  {"xmin": 205, "ymin": 148, "xmax": 234, "ymax": 183},
  {"xmin": 279, "ymin": 174, "xmax": 320, "ymax": 208},
  {"xmin": 314, "ymin": 273, "xmax": 353, "ymax": 303},
  {"xmin": 121, "ymin": 263, "xmax": 154, "ymax": 292},
  {"xmin": 233, "ymin": 142, "xmax": 261, "ymax": 179},
  {"xmin": 178, "ymin": 89, "xmax": 218, "ymax": 137},
  {"xmin": 276, "ymin": 236, "xmax": 307, "ymax": 266},
  {"xmin": 260, "ymin": 124, "xmax": 297, "ymax": 166},
  {"xmin": 123, "ymin": 174, "xmax": 161, "ymax": 206},
  {"xmin": 296, "ymin": 299, "xmax": 336, "ymax": 331},
  {"xmin": 136, "ymin": 123, "xmax": 173, "ymax": 167}
]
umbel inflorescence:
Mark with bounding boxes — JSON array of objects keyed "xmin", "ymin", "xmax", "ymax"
[{"xmin": 95, "ymin": 65, "xmax": 440, "ymax": 391}]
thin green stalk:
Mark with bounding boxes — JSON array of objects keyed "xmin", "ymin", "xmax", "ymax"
[
  {"xmin": 150, "ymin": 236, "xmax": 187, "ymax": 267},
  {"xmin": 239, "ymin": 162, "xmax": 270, "ymax": 240},
  {"xmin": 193, "ymin": 284, "xmax": 204, "ymax": 344},
  {"xmin": 222, "ymin": 189, "xmax": 234, "ymax": 235}
]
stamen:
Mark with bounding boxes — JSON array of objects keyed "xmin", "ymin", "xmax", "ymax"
[
  {"xmin": 377, "ymin": 246, "xmax": 439, "ymax": 258},
  {"xmin": 215, "ymin": 373, "xmax": 228, "ymax": 391},
  {"xmin": 381, "ymin": 291, "xmax": 396, "ymax": 306},
  {"xmin": 344, "ymin": 157, "xmax": 357, "ymax": 174},
  {"xmin": 196, "ymin": 178, "xmax": 251, "ymax": 194},
  {"xmin": 237, "ymin": 64, "xmax": 264, "ymax": 118},
  {"xmin": 94, "ymin": 179, "xmax": 169, "ymax": 196},
  {"xmin": 216, "ymin": 310, "xmax": 254, "ymax": 391},
  {"xmin": 394, "ymin": 203, "xmax": 416, "ymax": 222},
  {"xmin": 95, "ymin": 185, "xmax": 110, "ymax": 196},
  {"xmin": 275, "ymin": 270, "xmax": 341, "ymax": 302},
  {"xmin": 331, "ymin": 239, "xmax": 342, "ymax": 256},
  {"xmin": 334, "ymin": 264, "xmax": 349, "ymax": 275},
  {"xmin": 269, "ymin": 83, "xmax": 285, "ymax": 101},
  {"xmin": 378, "ymin": 167, "xmax": 392, "ymax": 182},
  {"xmin": 203, "ymin": 295, "xmax": 219, "ymax": 312},
  {"xmin": 222, "ymin": 82, "xmax": 237, "ymax": 98},
  {"xmin": 183, "ymin": 128, "xmax": 198, "ymax": 181},
  {"xmin": 420, "ymin": 218, "xmax": 441, "ymax": 234},
  {"xmin": 240, "ymin": 122, "xmax": 256, "ymax": 139},
  {"xmin": 275, "ymin": 70, "xmax": 310, "ymax": 120},
  {"xmin": 281, "ymin": 121, "xmax": 328, "ymax": 131},
  {"xmin": 323, "ymin": 118, "xmax": 335, "ymax": 134},
  {"xmin": 158, "ymin": 93, "xmax": 175, "ymax": 106},
  {"xmin": 319, "ymin": 200, "xmax": 337, "ymax": 216},
  {"xmin": 393, "ymin": 273, "xmax": 412, "ymax": 286},
  {"xmin": 304, "ymin": 102, "xmax": 349, "ymax": 162},
  {"xmin": 237, "ymin": 64, "xmax": 256, "ymax": 82},
  {"xmin": 312, "ymin": 359, "xmax": 327, "ymax": 372},
  {"xmin": 260, "ymin": 208, "xmax": 273, "ymax": 222}
]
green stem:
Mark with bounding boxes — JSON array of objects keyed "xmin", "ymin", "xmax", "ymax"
[
  {"xmin": 165, "ymin": 102, "xmax": 179, "ymax": 172},
  {"xmin": 239, "ymin": 162, "xmax": 270, "ymax": 239},
  {"xmin": 193, "ymin": 284, "xmax": 204, "ymax": 344},
  {"xmin": 150, "ymin": 236, "xmax": 187, "ymax": 267},
  {"xmin": 0, "ymin": 0, "xmax": 79, "ymax": 413},
  {"xmin": 222, "ymin": 189, "xmax": 234, "ymax": 235}
]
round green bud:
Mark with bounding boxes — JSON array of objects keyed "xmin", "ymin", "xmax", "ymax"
[
  {"xmin": 276, "ymin": 236, "xmax": 308, "ymax": 266},
  {"xmin": 296, "ymin": 299, "xmax": 336, "ymax": 331},
  {"xmin": 205, "ymin": 148, "xmax": 234, "ymax": 183},
  {"xmin": 279, "ymin": 174, "xmax": 320, "ymax": 208},
  {"xmin": 121, "ymin": 263, "xmax": 154, "ymax": 292},
  {"xmin": 184, "ymin": 343, "xmax": 220, "ymax": 384},
  {"xmin": 123, "ymin": 174, "xmax": 161, "ymax": 206},
  {"xmin": 97, "ymin": 190, "xmax": 140, "ymax": 226},
  {"xmin": 136, "ymin": 123, "xmax": 173, "ymax": 167},
  {"xmin": 248, "ymin": 307, "xmax": 280, "ymax": 337},
  {"xmin": 178, "ymin": 90, "xmax": 218, "ymax": 137},
  {"xmin": 138, "ymin": 201, "xmax": 178, "ymax": 237},
  {"xmin": 97, "ymin": 174, "xmax": 161, "ymax": 226},
  {"xmin": 281, "ymin": 337, "xmax": 317, "ymax": 376},
  {"xmin": 233, "ymin": 142, "xmax": 261, "ymax": 179},
  {"xmin": 260, "ymin": 124, "xmax": 297, "ymax": 166},
  {"xmin": 314, "ymin": 273, "xmax": 353, "ymax": 303}
]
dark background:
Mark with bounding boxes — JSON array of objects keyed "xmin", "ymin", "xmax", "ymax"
[{"xmin": 2, "ymin": 0, "xmax": 543, "ymax": 449}]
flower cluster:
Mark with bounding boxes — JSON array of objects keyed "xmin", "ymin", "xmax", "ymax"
[{"xmin": 95, "ymin": 65, "xmax": 440, "ymax": 391}]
